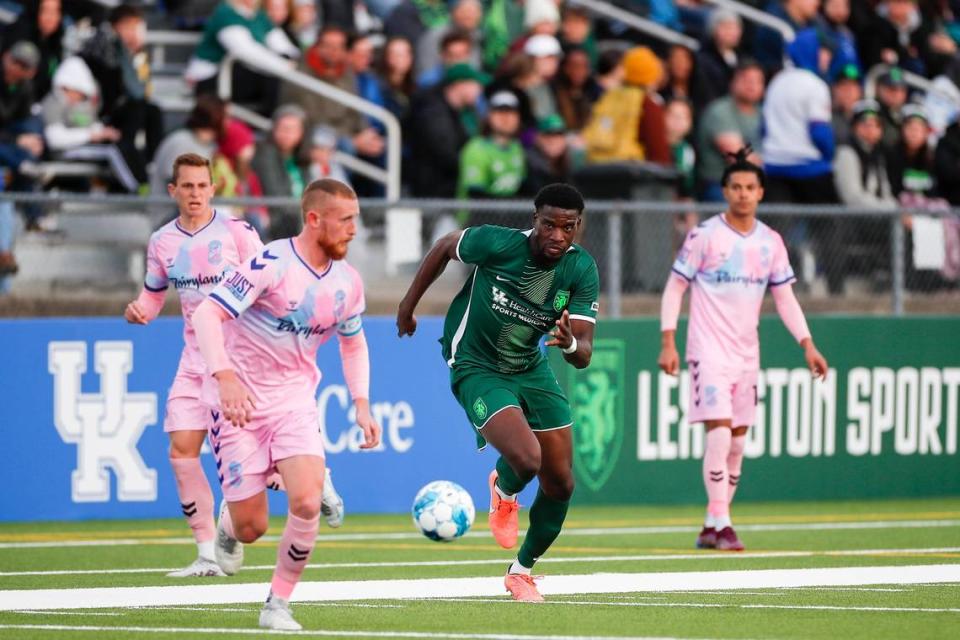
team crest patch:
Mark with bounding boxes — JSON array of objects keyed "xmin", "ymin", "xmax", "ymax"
[
  {"xmin": 553, "ymin": 290, "xmax": 570, "ymax": 312},
  {"xmin": 473, "ymin": 398, "xmax": 488, "ymax": 422},
  {"xmin": 334, "ymin": 289, "xmax": 346, "ymax": 321},
  {"xmin": 208, "ymin": 240, "xmax": 222, "ymax": 265}
]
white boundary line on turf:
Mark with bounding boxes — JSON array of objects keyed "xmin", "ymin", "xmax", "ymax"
[
  {"xmin": 427, "ymin": 598, "xmax": 960, "ymax": 614},
  {"xmin": 0, "ymin": 625, "xmax": 709, "ymax": 640},
  {"xmin": 1, "ymin": 518, "xmax": 958, "ymax": 549},
  {"xmin": 2, "ymin": 564, "xmax": 959, "ymax": 611},
  {"xmin": 2, "ymin": 547, "xmax": 958, "ymax": 578}
]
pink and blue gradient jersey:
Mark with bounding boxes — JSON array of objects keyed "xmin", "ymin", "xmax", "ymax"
[
  {"xmin": 144, "ymin": 211, "xmax": 263, "ymax": 375},
  {"xmin": 207, "ymin": 238, "xmax": 366, "ymax": 417},
  {"xmin": 671, "ymin": 214, "xmax": 796, "ymax": 368}
]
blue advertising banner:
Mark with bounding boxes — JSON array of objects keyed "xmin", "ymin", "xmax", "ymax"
[{"xmin": 0, "ymin": 317, "xmax": 516, "ymax": 522}]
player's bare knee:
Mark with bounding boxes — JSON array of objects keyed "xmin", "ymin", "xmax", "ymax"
[
  {"xmin": 288, "ymin": 495, "xmax": 322, "ymax": 520},
  {"xmin": 236, "ymin": 519, "xmax": 268, "ymax": 543},
  {"xmin": 512, "ymin": 448, "xmax": 542, "ymax": 481}
]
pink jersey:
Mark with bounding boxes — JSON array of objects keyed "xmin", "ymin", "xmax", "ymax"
[
  {"xmin": 144, "ymin": 211, "xmax": 263, "ymax": 376},
  {"xmin": 206, "ymin": 238, "xmax": 366, "ymax": 418},
  {"xmin": 672, "ymin": 214, "xmax": 796, "ymax": 368}
]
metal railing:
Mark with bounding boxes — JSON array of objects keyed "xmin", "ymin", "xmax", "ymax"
[
  {"xmin": 3, "ymin": 192, "xmax": 957, "ymax": 317},
  {"xmin": 863, "ymin": 63, "xmax": 934, "ymax": 100},
  {"xmin": 571, "ymin": 0, "xmax": 701, "ymax": 50},
  {"xmin": 144, "ymin": 30, "xmax": 201, "ymax": 69}
]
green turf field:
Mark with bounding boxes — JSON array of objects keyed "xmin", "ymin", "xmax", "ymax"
[{"xmin": 1, "ymin": 497, "xmax": 958, "ymax": 639}]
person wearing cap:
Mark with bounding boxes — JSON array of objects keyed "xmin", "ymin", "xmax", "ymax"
[
  {"xmin": 0, "ymin": 41, "xmax": 42, "ymax": 160},
  {"xmin": 831, "ymin": 63, "xmax": 862, "ymax": 145},
  {"xmin": 889, "ymin": 104, "xmax": 937, "ymax": 198},
  {"xmin": 526, "ymin": 114, "xmax": 574, "ymax": 193},
  {"xmin": 308, "ymin": 125, "xmax": 350, "ymax": 186},
  {"xmin": 523, "ymin": 34, "xmax": 562, "ymax": 121},
  {"xmin": 409, "ymin": 61, "xmax": 488, "ymax": 198},
  {"xmin": 582, "ymin": 46, "xmax": 670, "ymax": 165},
  {"xmin": 876, "ymin": 68, "xmax": 909, "ymax": 150},
  {"xmin": 457, "ymin": 89, "xmax": 526, "ymax": 204},
  {"xmin": 0, "ymin": 0, "xmax": 66, "ymax": 101},
  {"xmin": 695, "ymin": 9, "xmax": 743, "ymax": 110}
]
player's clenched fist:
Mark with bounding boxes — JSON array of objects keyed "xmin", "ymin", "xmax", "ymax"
[
  {"xmin": 124, "ymin": 300, "xmax": 149, "ymax": 324},
  {"xmin": 658, "ymin": 344, "xmax": 680, "ymax": 376},
  {"xmin": 215, "ymin": 370, "xmax": 256, "ymax": 428},
  {"xmin": 354, "ymin": 398, "xmax": 382, "ymax": 449},
  {"xmin": 396, "ymin": 303, "xmax": 417, "ymax": 337}
]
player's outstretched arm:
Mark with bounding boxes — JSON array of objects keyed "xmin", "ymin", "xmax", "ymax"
[
  {"xmin": 193, "ymin": 299, "xmax": 256, "ymax": 427},
  {"xmin": 770, "ymin": 283, "xmax": 828, "ymax": 380},
  {"xmin": 396, "ymin": 230, "xmax": 463, "ymax": 337},
  {"xmin": 545, "ymin": 310, "xmax": 594, "ymax": 369},
  {"xmin": 124, "ymin": 288, "xmax": 165, "ymax": 325},
  {"xmin": 657, "ymin": 274, "xmax": 689, "ymax": 376}
]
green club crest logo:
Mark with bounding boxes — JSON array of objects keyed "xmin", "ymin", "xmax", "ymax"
[
  {"xmin": 553, "ymin": 290, "xmax": 570, "ymax": 312},
  {"xmin": 570, "ymin": 340, "xmax": 624, "ymax": 492},
  {"xmin": 473, "ymin": 398, "xmax": 488, "ymax": 421}
]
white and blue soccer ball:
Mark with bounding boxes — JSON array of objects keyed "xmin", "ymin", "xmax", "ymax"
[{"xmin": 412, "ymin": 480, "xmax": 476, "ymax": 542}]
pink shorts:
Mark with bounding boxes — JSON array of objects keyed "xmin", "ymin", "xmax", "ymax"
[
  {"xmin": 208, "ymin": 409, "xmax": 325, "ymax": 502},
  {"xmin": 686, "ymin": 361, "xmax": 758, "ymax": 427},
  {"xmin": 164, "ymin": 371, "xmax": 211, "ymax": 433}
]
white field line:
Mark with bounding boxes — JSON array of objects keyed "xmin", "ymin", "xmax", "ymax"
[
  {"xmin": 1, "ymin": 564, "xmax": 958, "ymax": 611},
  {"xmin": 429, "ymin": 597, "xmax": 960, "ymax": 614},
  {"xmin": 1, "ymin": 518, "xmax": 958, "ymax": 550},
  {"xmin": 0, "ymin": 625, "xmax": 717, "ymax": 640},
  {"xmin": 3, "ymin": 547, "xmax": 959, "ymax": 578}
]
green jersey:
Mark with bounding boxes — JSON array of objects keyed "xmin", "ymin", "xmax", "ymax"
[
  {"xmin": 441, "ymin": 225, "xmax": 600, "ymax": 374},
  {"xmin": 457, "ymin": 137, "xmax": 526, "ymax": 199},
  {"xmin": 194, "ymin": 3, "xmax": 274, "ymax": 65}
]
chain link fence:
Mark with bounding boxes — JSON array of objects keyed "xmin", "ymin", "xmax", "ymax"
[{"xmin": 1, "ymin": 191, "xmax": 958, "ymax": 316}]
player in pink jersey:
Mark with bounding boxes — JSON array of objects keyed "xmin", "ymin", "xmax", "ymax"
[
  {"xmin": 124, "ymin": 153, "xmax": 263, "ymax": 577},
  {"xmin": 192, "ymin": 178, "xmax": 380, "ymax": 631},
  {"xmin": 658, "ymin": 147, "xmax": 828, "ymax": 551}
]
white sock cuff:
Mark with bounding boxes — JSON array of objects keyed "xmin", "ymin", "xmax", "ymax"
[
  {"xmin": 509, "ymin": 559, "xmax": 532, "ymax": 575},
  {"xmin": 494, "ymin": 483, "xmax": 517, "ymax": 502},
  {"xmin": 197, "ymin": 540, "xmax": 215, "ymax": 561}
]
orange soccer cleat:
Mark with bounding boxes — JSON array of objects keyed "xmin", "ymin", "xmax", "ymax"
[
  {"xmin": 504, "ymin": 573, "xmax": 545, "ymax": 602},
  {"xmin": 488, "ymin": 470, "xmax": 519, "ymax": 549}
]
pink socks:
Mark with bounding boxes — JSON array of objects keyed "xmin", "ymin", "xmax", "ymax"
[
  {"xmin": 169, "ymin": 457, "xmax": 215, "ymax": 549},
  {"xmin": 727, "ymin": 434, "xmax": 746, "ymax": 504},
  {"xmin": 703, "ymin": 428, "xmax": 732, "ymax": 521},
  {"xmin": 270, "ymin": 512, "xmax": 320, "ymax": 600}
]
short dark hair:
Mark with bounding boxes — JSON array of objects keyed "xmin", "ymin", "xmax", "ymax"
[
  {"xmin": 185, "ymin": 94, "xmax": 226, "ymax": 133},
  {"xmin": 721, "ymin": 145, "xmax": 765, "ymax": 188},
  {"xmin": 733, "ymin": 57, "xmax": 764, "ymax": 77},
  {"xmin": 534, "ymin": 183, "xmax": 585, "ymax": 214},
  {"xmin": 109, "ymin": 4, "xmax": 143, "ymax": 25},
  {"xmin": 301, "ymin": 178, "xmax": 357, "ymax": 220},
  {"xmin": 440, "ymin": 29, "xmax": 472, "ymax": 52}
]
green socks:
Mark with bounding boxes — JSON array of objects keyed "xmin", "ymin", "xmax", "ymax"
[
  {"xmin": 495, "ymin": 456, "xmax": 530, "ymax": 496},
  {"xmin": 517, "ymin": 488, "xmax": 570, "ymax": 568}
]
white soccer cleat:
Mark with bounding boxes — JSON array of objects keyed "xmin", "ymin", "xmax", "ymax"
[
  {"xmin": 259, "ymin": 598, "xmax": 302, "ymax": 631},
  {"xmin": 214, "ymin": 500, "xmax": 244, "ymax": 576},
  {"xmin": 320, "ymin": 467, "xmax": 344, "ymax": 528},
  {"xmin": 166, "ymin": 556, "xmax": 226, "ymax": 578}
]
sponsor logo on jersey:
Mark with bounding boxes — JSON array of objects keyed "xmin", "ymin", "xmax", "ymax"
[
  {"xmin": 570, "ymin": 339, "xmax": 625, "ymax": 491},
  {"xmin": 225, "ymin": 271, "xmax": 254, "ymax": 300}
]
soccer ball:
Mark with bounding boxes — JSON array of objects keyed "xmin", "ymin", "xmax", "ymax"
[{"xmin": 411, "ymin": 480, "xmax": 476, "ymax": 542}]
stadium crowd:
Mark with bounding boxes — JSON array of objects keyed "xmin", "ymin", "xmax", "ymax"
[{"xmin": 1, "ymin": 0, "xmax": 959, "ymax": 292}]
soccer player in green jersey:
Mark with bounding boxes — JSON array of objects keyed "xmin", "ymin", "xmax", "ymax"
[{"xmin": 397, "ymin": 183, "xmax": 600, "ymax": 602}]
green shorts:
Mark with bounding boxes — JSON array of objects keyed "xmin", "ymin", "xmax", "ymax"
[{"xmin": 451, "ymin": 361, "xmax": 573, "ymax": 450}]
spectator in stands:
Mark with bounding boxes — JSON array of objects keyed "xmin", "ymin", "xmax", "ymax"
[
  {"xmin": 0, "ymin": 42, "xmax": 43, "ymax": 188},
  {"xmin": 308, "ymin": 125, "xmax": 350, "ymax": 185},
  {"xmin": 416, "ymin": 0, "xmax": 482, "ymax": 78},
  {"xmin": 417, "ymin": 29, "xmax": 475, "ymax": 89},
  {"xmin": 408, "ymin": 62, "xmax": 488, "ymax": 197},
  {"xmin": 923, "ymin": 55, "xmax": 960, "ymax": 140},
  {"xmin": 525, "ymin": 113, "xmax": 574, "ymax": 193},
  {"xmin": 150, "ymin": 95, "xmax": 222, "ymax": 197},
  {"xmin": 212, "ymin": 118, "xmax": 268, "ymax": 233},
  {"xmin": 876, "ymin": 67, "xmax": 910, "ymax": 150},
  {"xmin": 511, "ymin": 0, "xmax": 561, "ymax": 53},
  {"xmin": 553, "ymin": 47, "xmax": 601, "ymax": 132},
  {"xmin": 486, "ymin": 52, "xmax": 537, "ymax": 140},
  {"xmin": 283, "ymin": 0, "xmax": 320, "ymax": 50},
  {"xmin": 933, "ymin": 100, "xmax": 960, "ymax": 205},
  {"xmin": 263, "ymin": 0, "xmax": 289, "ymax": 27},
  {"xmin": 830, "ymin": 63, "xmax": 862, "ymax": 145},
  {"xmin": 819, "ymin": 0, "xmax": 862, "ymax": 82},
  {"xmin": 889, "ymin": 104, "xmax": 938, "ymax": 197},
  {"xmin": 595, "ymin": 48, "xmax": 625, "ymax": 94},
  {"xmin": 558, "ymin": 5, "xmax": 597, "ymax": 68},
  {"xmin": 379, "ymin": 36, "xmax": 416, "ymax": 124},
  {"xmin": 349, "ymin": 32, "xmax": 386, "ymax": 110},
  {"xmin": 384, "ymin": 0, "xmax": 449, "ymax": 48},
  {"xmin": 0, "ymin": 184, "xmax": 17, "ymax": 289},
  {"xmin": 457, "ymin": 89, "xmax": 526, "ymax": 201},
  {"xmin": 79, "ymin": 5, "xmax": 163, "ymax": 170},
  {"xmin": 661, "ymin": 44, "xmax": 696, "ymax": 105},
  {"xmin": 753, "ymin": 0, "xmax": 822, "ymax": 74},
  {"xmin": 694, "ymin": 9, "xmax": 742, "ymax": 112},
  {"xmin": 523, "ymin": 34, "xmax": 562, "ymax": 120},
  {"xmin": 41, "ymin": 56, "xmax": 146, "ymax": 193},
  {"xmin": 0, "ymin": 0, "xmax": 65, "ymax": 101},
  {"xmin": 251, "ymin": 103, "xmax": 308, "ymax": 236},
  {"xmin": 284, "ymin": 25, "xmax": 385, "ymax": 160},
  {"xmin": 696, "ymin": 60, "xmax": 765, "ymax": 201},
  {"xmin": 860, "ymin": 0, "xmax": 956, "ymax": 77},
  {"xmin": 583, "ymin": 46, "xmax": 670, "ymax": 165},
  {"xmin": 834, "ymin": 99, "xmax": 898, "ymax": 208},
  {"xmin": 665, "ymin": 97, "xmax": 696, "ymax": 199},
  {"xmin": 186, "ymin": 0, "xmax": 300, "ymax": 117}
]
